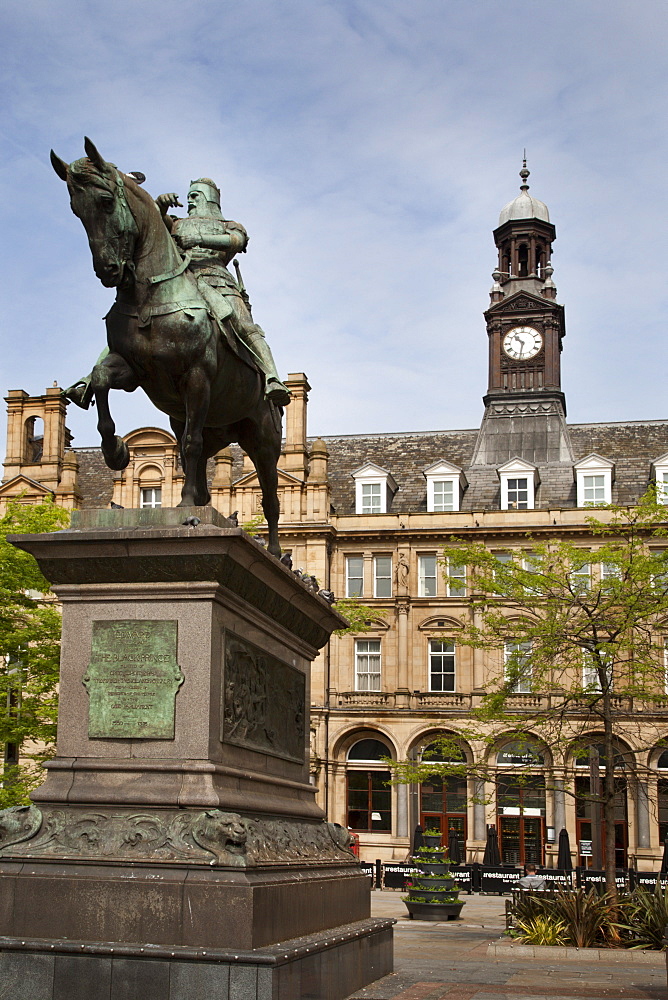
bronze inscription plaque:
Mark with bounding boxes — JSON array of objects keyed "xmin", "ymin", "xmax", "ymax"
[
  {"xmin": 83, "ymin": 620, "xmax": 184, "ymax": 739},
  {"xmin": 222, "ymin": 632, "xmax": 305, "ymax": 763}
]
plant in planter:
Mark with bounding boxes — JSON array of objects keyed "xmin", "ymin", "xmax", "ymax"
[
  {"xmin": 403, "ymin": 847, "xmax": 465, "ymax": 921},
  {"xmin": 422, "ymin": 828, "xmax": 443, "ymax": 848}
]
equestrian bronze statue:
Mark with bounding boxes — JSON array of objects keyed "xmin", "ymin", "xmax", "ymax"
[{"xmin": 51, "ymin": 138, "xmax": 288, "ymax": 556}]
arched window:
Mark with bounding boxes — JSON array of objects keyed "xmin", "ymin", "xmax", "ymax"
[
  {"xmin": 24, "ymin": 416, "xmax": 44, "ymax": 463},
  {"xmin": 418, "ymin": 739, "xmax": 467, "ymax": 856},
  {"xmin": 658, "ymin": 750, "xmax": 668, "ymax": 770},
  {"xmin": 574, "ymin": 741, "xmax": 628, "ymax": 869},
  {"xmin": 347, "ymin": 739, "xmax": 390, "ymax": 762},
  {"xmin": 496, "ymin": 739, "xmax": 546, "ymax": 865},
  {"xmin": 497, "ymin": 739, "xmax": 545, "ymax": 767},
  {"xmin": 346, "ymin": 737, "xmax": 392, "ymax": 833}
]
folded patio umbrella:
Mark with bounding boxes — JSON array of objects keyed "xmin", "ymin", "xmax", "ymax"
[
  {"xmin": 448, "ymin": 827, "xmax": 462, "ymax": 865},
  {"xmin": 412, "ymin": 824, "xmax": 424, "ymax": 854},
  {"xmin": 482, "ymin": 825, "xmax": 501, "ymax": 865},
  {"xmin": 661, "ymin": 835, "xmax": 668, "ymax": 873},
  {"xmin": 557, "ymin": 827, "xmax": 573, "ymax": 872}
]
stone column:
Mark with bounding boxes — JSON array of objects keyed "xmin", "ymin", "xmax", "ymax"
[
  {"xmin": 396, "ymin": 782, "xmax": 409, "ymax": 839},
  {"xmin": 637, "ymin": 780, "xmax": 651, "ymax": 849},
  {"xmin": 473, "ymin": 778, "xmax": 486, "ymax": 840},
  {"xmin": 553, "ymin": 777, "xmax": 566, "ymax": 835}
]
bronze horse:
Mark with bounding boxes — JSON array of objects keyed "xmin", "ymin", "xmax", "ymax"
[{"xmin": 50, "ymin": 138, "xmax": 282, "ymax": 556}]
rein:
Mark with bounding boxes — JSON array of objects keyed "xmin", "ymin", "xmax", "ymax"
[{"xmin": 112, "ymin": 168, "xmax": 190, "ymax": 290}]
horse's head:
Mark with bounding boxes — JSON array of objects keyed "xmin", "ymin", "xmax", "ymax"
[{"xmin": 51, "ymin": 138, "xmax": 139, "ymax": 288}]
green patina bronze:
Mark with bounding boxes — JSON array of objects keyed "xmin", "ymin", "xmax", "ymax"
[{"xmin": 83, "ymin": 620, "xmax": 184, "ymax": 739}]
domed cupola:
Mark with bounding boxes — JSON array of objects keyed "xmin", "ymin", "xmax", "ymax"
[
  {"xmin": 491, "ymin": 156, "xmax": 556, "ymax": 299},
  {"xmin": 498, "ymin": 158, "xmax": 550, "ymax": 225}
]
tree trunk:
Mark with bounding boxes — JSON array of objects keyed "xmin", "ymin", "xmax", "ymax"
[{"xmin": 602, "ymin": 692, "xmax": 619, "ymax": 912}]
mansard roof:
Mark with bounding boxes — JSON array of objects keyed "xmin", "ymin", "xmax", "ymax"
[{"xmin": 71, "ymin": 418, "xmax": 668, "ymax": 515}]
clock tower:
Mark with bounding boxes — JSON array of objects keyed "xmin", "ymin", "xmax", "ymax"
[{"xmin": 471, "ymin": 160, "xmax": 573, "ymax": 467}]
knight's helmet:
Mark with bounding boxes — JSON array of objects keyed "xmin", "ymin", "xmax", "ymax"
[{"xmin": 189, "ymin": 177, "xmax": 222, "ymax": 216}]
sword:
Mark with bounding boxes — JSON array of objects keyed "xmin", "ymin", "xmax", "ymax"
[{"xmin": 233, "ymin": 260, "xmax": 253, "ymax": 316}]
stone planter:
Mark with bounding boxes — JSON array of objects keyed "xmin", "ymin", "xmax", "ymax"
[
  {"xmin": 404, "ymin": 899, "xmax": 465, "ymax": 921},
  {"xmin": 403, "ymin": 850, "xmax": 466, "ymax": 921}
]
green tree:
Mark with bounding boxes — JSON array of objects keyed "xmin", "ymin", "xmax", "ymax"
[
  {"xmin": 391, "ymin": 490, "xmax": 668, "ymax": 899},
  {"xmin": 0, "ymin": 498, "xmax": 69, "ymax": 807}
]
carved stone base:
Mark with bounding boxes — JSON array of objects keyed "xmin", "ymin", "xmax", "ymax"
[
  {"xmin": 0, "ymin": 804, "xmax": 354, "ymax": 867},
  {"xmin": 0, "ymin": 917, "xmax": 394, "ymax": 1000}
]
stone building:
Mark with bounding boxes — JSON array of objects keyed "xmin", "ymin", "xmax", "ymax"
[{"xmin": 4, "ymin": 164, "xmax": 668, "ymax": 870}]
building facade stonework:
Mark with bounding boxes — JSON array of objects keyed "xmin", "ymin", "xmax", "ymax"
[{"xmin": 4, "ymin": 166, "xmax": 668, "ymax": 870}]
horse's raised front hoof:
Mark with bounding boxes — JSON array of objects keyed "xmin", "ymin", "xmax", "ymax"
[{"xmin": 102, "ymin": 436, "xmax": 130, "ymax": 471}]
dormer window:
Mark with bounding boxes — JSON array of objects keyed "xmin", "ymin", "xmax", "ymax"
[
  {"xmin": 498, "ymin": 458, "xmax": 539, "ymax": 511},
  {"xmin": 423, "ymin": 461, "xmax": 467, "ymax": 513},
  {"xmin": 652, "ymin": 453, "xmax": 668, "ymax": 503},
  {"xmin": 574, "ymin": 454, "xmax": 614, "ymax": 507},
  {"xmin": 352, "ymin": 463, "xmax": 397, "ymax": 515}
]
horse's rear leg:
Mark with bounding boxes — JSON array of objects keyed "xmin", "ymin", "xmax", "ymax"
[
  {"xmin": 239, "ymin": 431, "xmax": 281, "ymax": 557},
  {"xmin": 170, "ymin": 416, "xmax": 211, "ymax": 508},
  {"xmin": 178, "ymin": 369, "xmax": 210, "ymax": 508}
]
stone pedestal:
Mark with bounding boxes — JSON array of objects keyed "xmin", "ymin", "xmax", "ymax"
[{"xmin": 0, "ymin": 508, "xmax": 392, "ymax": 999}]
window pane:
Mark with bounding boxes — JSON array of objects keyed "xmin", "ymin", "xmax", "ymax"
[
  {"xmin": 507, "ymin": 477, "xmax": 529, "ymax": 509},
  {"xmin": 374, "ymin": 556, "xmax": 392, "ymax": 597},
  {"xmin": 429, "ymin": 640, "xmax": 455, "ymax": 692},
  {"xmin": 504, "ymin": 641, "xmax": 532, "ymax": 693},
  {"xmin": 361, "ymin": 482, "xmax": 382, "ymax": 513},
  {"xmin": 348, "ymin": 739, "xmax": 389, "ymax": 761},
  {"xmin": 355, "ymin": 639, "xmax": 381, "ymax": 691},
  {"xmin": 419, "ymin": 555, "xmax": 437, "ymax": 597},
  {"xmin": 447, "ymin": 561, "xmax": 466, "ymax": 597},
  {"xmin": 583, "ymin": 475, "xmax": 606, "ymax": 502},
  {"xmin": 346, "ymin": 556, "xmax": 363, "ymax": 597},
  {"xmin": 433, "ymin": 480, "xmax": 454, "ymax": 512},
  {"xmin": 141, "ymin": 487, "xmax": 162, "ymax": 508}
]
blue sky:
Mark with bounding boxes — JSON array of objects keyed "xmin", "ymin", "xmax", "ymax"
[{"xmin": 1, "ymin": 0, "xmax": 667, "ymax": 454}]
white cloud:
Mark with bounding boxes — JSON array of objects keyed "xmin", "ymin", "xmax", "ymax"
[{"xmin": 1, "ymin": 0, "xmax": 666, "ymax": 456}]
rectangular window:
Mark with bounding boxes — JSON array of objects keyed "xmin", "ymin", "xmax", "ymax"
[
  {"xmin": 601, "ymin": 562, "xmax": 620, "ymax": 582},
  {"xmin": 140, "ymin": 487, "xmax": 162, "ymax": 508},
  {"xmin": 361, "ymin": 482, "xmax": 382, "ymax": 514},
  {"xmin": 374, "ymin": 556, "xmax": 392, "ymax": 598},
  {"xmin": 583, "ymin": 475, "xmax": 606, "ymax": 503},
  {"xmin": 660, "ymin": 472, "xmax": 668, "ymax": 503},
  {"xmin": 432, "ymin": 480, "xmax": 454, "ymax": 512},
  {"xmin": 346, "ymin": 556, "xmax": 364, "ymax": 598},
  {"xmin": 582, "ymin": 656, "xmax": 602, "ymax": 692},
  {"xmin": 355, "ymin": 639, "xmax": 381, "ymax": 691},
  {"xmin": 571, "ymin": 559, "xmax": 591, "ymax": 593},
  {"xmin": 418, "ymin": 555, "xmax": 437, "ymax": 597},
  {"xmin": 504, "ymin": 641, "xmax": 532, "ymax": 693},
  {"xmin": 507, "ymin": 478, "xmax": 529, "ymax": 509},
  {"xmin": 347, "ymin": 770, "xmax": 391, "ymax": 831},
  {"xmin": 447, "ymin": 560, "xmax": 466, "ymax": 597},
  {"xmin": 429, "ymin": 640, "xmax": 455, "ymax": 692}
]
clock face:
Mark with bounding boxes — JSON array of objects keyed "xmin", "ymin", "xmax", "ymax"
[{"xmin": 503, "ymin": 325, "xmax": 543, "ymax": 360}]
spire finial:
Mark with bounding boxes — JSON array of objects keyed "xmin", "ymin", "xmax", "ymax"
[{"xmin": 519, "ymin": 151, "xmax": 530, "ymax": 191}]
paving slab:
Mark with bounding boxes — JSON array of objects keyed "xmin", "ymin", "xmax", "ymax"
[{"xmin": 344, "ymin": 891, "xmax": 667, "ymax": 1000}]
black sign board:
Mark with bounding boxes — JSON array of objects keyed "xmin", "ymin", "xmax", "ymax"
[
  {"xmin": 358, "ymin": 861, "xmax": 376, "ymax": 884},
  {"xmin": 576, "ymin": 868, "xmax": 627, "ymax": 890},
  {"xmin": 629, "ymin": 871, "xmax": 668, "ymax": 890},
  {"xmin": 479, "ymin": 866, "xmax": 523, "ymax": 893},
  {"xmin": 382, "ymin": 864, "xmax": 420, "ymax": 889},
  {"xmin": 534, "ymin": 867, "xmax": 574, "ymax": 887},
  {"xmin": 449, "ymin": 864, "xmax": 476, "ymax": 893}
]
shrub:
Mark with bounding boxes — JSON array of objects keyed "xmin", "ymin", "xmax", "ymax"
[
  {"xmin": 617, "ymin": 881, "xmax": 668, "ymax": 950},
  {"xmin": 508, "ymin": 889, "xmax": 619, "ymax": 949},
  {"xmin": 515, "ymin": 914, "xmax": 569, "ymax": 947}
]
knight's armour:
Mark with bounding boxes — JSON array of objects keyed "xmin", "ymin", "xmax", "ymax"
[{"xmin": 172, "ymin": 216, "xmax": 247, "ymax": 265}]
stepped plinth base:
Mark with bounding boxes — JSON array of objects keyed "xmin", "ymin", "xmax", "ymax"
[{"xmin": 0, "ymin": 510, "xmax": 393, "ymax": 998}]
